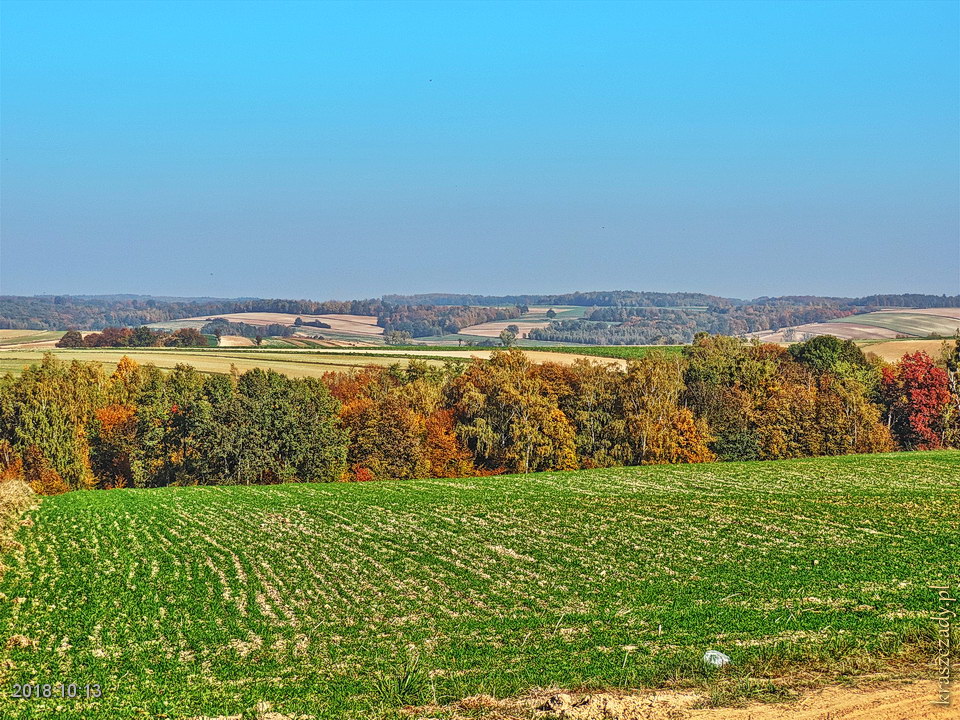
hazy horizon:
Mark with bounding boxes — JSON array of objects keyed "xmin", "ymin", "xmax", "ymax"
[
  {"xmin": 2, "ymin": 0, "xmax": 958, "ymax": 299},
  {"xmin": 4, "ymin": 286, "xmax": 959, "ymax": 304}
]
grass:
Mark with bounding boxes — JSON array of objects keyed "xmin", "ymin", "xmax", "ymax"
[{"xmin": 1, "ymin": 451, "xmax": 957, "ymax": 719}]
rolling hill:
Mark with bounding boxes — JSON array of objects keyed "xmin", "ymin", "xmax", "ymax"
[
  {"xmin": 1, "ymin": 451, "xmax": 956, "ymax": 719},
  {"xmin": 754, "ymin": 308, "xmax": 960, "ymax": 342}
]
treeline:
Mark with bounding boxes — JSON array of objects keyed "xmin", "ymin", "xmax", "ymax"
[
  {"xmin": 377, "ymin": 305, "xmax": 522, "ymax": 338},
  {"xmin": 6, "ymin": 292, "xmax": 958, "ymax": 332},
  {"xmin": 383, "ymin": 291, "xmax": 960, "ymax": 309},
  {"xmin": 534, "ymin": 304, "xmax": 857, "ymax": 344},
  {"xmin": 383, "ymin": 291, "xmax": 729, "ymax": 307},
  {"xmin": 56, "ymin": 327, "xmax": 210, "ymax": 348},
  {"xmin": 0, "ymin": 296, "xmax": 382, "ymax": 331},
  {"xmin": 2, "ymin": 335, "xmax": 957, "ymax": 493},
  {"xmin": 0, "ymin": 294, "xmax": 520, "ymax": 339},
  {"xmin": 200, "ymin": 319, "xmax": 296, "ymax": 339}
]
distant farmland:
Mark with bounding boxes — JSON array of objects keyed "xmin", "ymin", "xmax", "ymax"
[
  {"xmin": 0, "ymin": 346, "xmax": 630, "ymax": 378},
  {"xmin": 756, "ymin": 308, "xmax": 960, "ymax": 342},
  {"xmin": 2, "ymin": 451, "xmax": 956, "ymax": 719},
  {"xmin": 0, "ymin": 348, "xmax": 443, "ymax": 379}
]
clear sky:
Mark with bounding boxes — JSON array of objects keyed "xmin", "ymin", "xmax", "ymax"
[{"xmin": 1, "ymin": 0, "xmax": 957, "ymax": 300}]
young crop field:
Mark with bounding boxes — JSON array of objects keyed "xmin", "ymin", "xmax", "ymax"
[{"xmin": 1, "ymin": 451, "xmax": 957, "ymax": 719}]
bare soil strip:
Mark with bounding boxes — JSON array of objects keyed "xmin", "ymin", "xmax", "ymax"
[
  {"xmin": 416, "ymin": 679, "xmax": 951, "ymax": 720},
  {"xmin": 218, "ymin": 335, "xmax": 255, "ymax": 347}
]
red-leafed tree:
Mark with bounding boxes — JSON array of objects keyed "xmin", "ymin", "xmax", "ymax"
[{"xmin": 880, "ymin": 352, "xmax": 951, "ymax": 449}]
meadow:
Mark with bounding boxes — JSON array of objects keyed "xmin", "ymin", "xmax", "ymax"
[{"xmin": 1, "ymin": 451, "xmax": 957, "ymax": 719}]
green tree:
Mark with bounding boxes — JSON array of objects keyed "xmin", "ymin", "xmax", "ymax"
[
  {"xmin": 129, "ymin": 326, "xmax": 159, "ymax": 347},
  {"xmin": 788, "ymin": 335, "xmax": 868, "ymax": 374}
]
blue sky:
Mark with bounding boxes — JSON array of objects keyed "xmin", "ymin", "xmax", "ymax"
[{"xmin": 1, "ymin": 0, "xmax": 957, "ymax": 300}]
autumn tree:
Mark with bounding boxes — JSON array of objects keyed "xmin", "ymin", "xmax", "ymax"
[
  {"xmin": 91, "ymin": 404, "xmax": 138, "ymax": 488},
  {"xmin": 451, "ymin": 349, "xmax": 577, "ymax": 473},
  {"xmin": 942, "ymin": 339, "xmax": 960, "ymax": 447},
  {"xmin": 615, "ymin": 353, "xmax": 713, "ymax": 465},
  {"xmin": 56, "ymin": 330, "xmax": 84, "ymax": 348},
  {"xmin": 880, "ymin": 351, "xmax": 951, "ymax": 449}
]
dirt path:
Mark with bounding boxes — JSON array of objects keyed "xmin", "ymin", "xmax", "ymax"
[
  {"xmin": 693, "ymin": 680, "xmax": 950, "ymax": 720},
  {"xmin": 418, "ymin": 679, "xmax": 952, "ymax": 720}
]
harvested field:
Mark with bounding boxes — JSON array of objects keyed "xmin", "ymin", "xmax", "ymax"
[
  {"xmin": 873, "ymin": 307, "xmax": 960, "ymax": 319},
  {"xmin": 758, "ymin": 308, "xmax": 960, "ymax": 342},
  {"xmin": 1, "ymin": 451, "xmax": 957, "ymax": 719},
  {"xmin": 458, "ymin": 306, "xmax": 588, "ymax": 339},
  {"xmin": 285, "ymin": 347, "xmax": 629, "ymax": 368},
  {"xmin": 0, "ymin": 348, "xmax": 442, "ymax": 379},
  {"xmin": 459, "ymin": 318, "xmax": 553, "ymax": 338},
  {"xmin": 858, "ymin": 339, "xmax": 954, "ymax": 363},
  {"xmin": 0, "ymin": 347, "xmax": 625, "ymax": 379},
  {"xmin": 828, "ymin": 311, "xmax": 960, "ymax": 337},
  {"xmin": 217, "ymin": 335, "xmax": 254, "ymax": 347},
  {"xmin": 756, "ymin": 323, "xmax": 900, "ymax": 342},
  {"xmin": 150, "ymin": 312, "xmax": 384, "ymax": 336}
]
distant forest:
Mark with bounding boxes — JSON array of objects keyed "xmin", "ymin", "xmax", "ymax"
[
  {"xmin": 1, "ymin": 292, "xmax": 957, "ymax": 344},
  {"xmin": 383, "ymin": 291, "xmax": 960, "ymax": 309}
]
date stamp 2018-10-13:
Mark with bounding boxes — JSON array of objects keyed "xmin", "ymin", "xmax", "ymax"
[{"xmin": 10, "ymin": 683, "xmax": 101, "ymax": 700}]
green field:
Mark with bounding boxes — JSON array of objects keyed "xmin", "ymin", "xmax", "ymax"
[{"xmin": 1, "ymin": 451, "xmax": 956, "ymax": 719}]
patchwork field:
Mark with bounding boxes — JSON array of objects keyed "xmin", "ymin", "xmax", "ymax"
[
  {"xmin": 460, "ymin": 306, "xmax": 589, "ymax": 338},
  {"xmin": 828, "ymin": 311, "xmax": 960, "ymax": 337},
  {"xmin": 756, "ymin": 308, "xmax": 960, "ymax": 342},
  {"xmin": 1, "ymin": 451, "xmax": 957, "ymax": 719},
  {"xmin": 150, "ymin": 312, "xmax": 384, "ymax": 337},
  {"xmin": 149, "ymin": 308, "xmax": 596, "ymax": 346}
]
